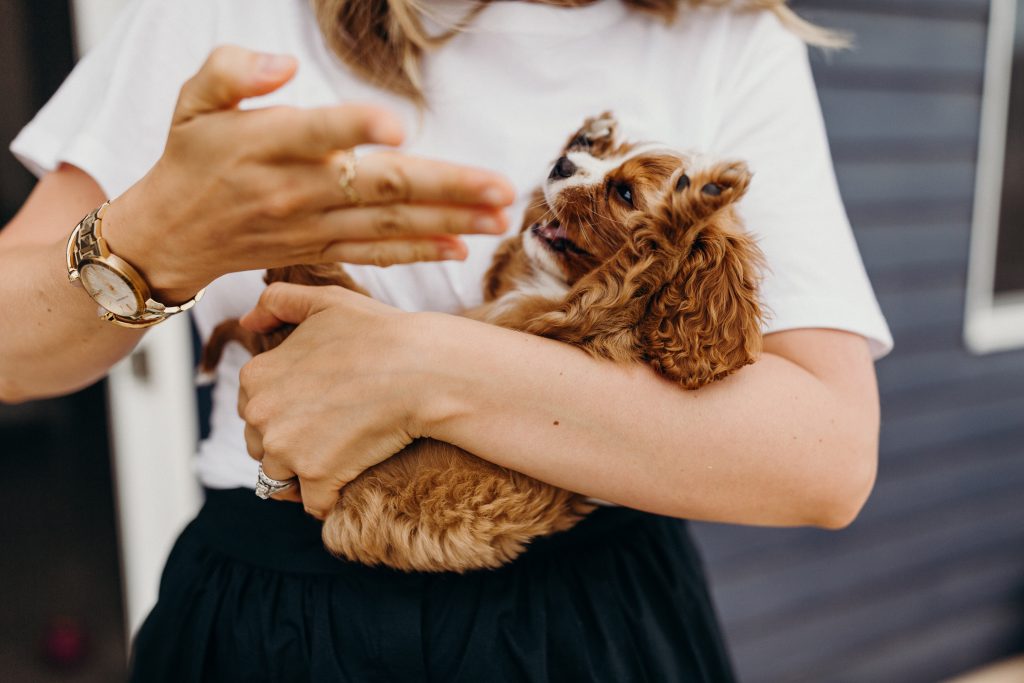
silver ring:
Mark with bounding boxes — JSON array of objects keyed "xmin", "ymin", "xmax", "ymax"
[{"xmin": 255, "ymin": 462, "xmax": 297, "ymax": 500}]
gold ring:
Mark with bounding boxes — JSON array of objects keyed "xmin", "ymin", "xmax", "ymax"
[{"xmin": 337, "ymin": 151, "xmax": 362, "ymax": 206}]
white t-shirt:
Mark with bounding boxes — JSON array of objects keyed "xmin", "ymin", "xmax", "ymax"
[{"xmin": 12, "ymin": 0, "xmax": 893, "ymax": 490}]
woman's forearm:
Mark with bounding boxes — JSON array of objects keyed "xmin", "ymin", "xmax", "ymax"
[
  {"xmin": 418, "ymin": 314, "xmax": 880, "ymax": 529},
  {"xmin": 0, "ymin": 166, "xmax": 146, "ymax": 403},
  {"xmin": 3, "ymin": 47, "xmax": 515, "ymax": 403},
  {"xmin": 0, "ymin": 237, "xmax": 144, "ymax": 402}
]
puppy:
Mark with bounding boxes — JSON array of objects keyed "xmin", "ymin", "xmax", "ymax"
[{"xmin": 202, "ymin": 113, "xmax": 765, "ymax": 572}]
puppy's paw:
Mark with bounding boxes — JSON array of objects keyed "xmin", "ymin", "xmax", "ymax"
[
  {"xmin": 673, "ymin": 160, "xmax": 752, "ymax": 220},
  {"xmin": 565, "ymin": 111, "xmax": 619, "ymax": 156},
  {"xmin": 582, "ymin": 111, "xmax": 616, "ymax": 141},
  {"xmin": 698, "ymin": 161, "xmax": 752, "ymax": 199}
]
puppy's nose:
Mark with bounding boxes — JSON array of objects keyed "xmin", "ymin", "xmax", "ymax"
[{"xmin": 550, "ymin": 156, "xmax": 577, "ymax": 179}]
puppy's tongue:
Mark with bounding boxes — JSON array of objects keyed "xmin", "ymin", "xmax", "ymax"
[{"xmin": 538, "ymin": 222, "xmax": 567, "ymax": 240}]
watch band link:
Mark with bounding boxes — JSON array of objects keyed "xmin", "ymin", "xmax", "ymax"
[{"xmin": 67, "ymin": 201, "xmax": 205, "ymax": 328}]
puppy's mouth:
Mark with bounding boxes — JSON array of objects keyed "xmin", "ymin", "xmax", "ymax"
[{"xmin": 531, "ymin": 220, "xmax": 589, "ymax": 257}]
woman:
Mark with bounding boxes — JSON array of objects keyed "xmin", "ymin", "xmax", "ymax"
[{"xmin": 2, "ymin": 0, "xmax": 892, "ymax": 680}]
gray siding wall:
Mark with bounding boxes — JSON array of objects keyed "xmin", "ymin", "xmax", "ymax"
[{"xmin": 690, "ymin": 1, "xmax": 1024, "ymax": 681}]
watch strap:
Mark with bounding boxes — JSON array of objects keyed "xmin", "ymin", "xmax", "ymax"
[{"xmin": 67, "ymin": 201, "xmax": 206, "ymax": 328}]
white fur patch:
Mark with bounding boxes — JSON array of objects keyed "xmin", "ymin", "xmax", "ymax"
[
  {"xmin": 543, "ymin": 145, "xmax": 685, "ymax": 207},
  {"xmin": 522, "ymin": 226, "xmax": 566, "ymax": 280},
  {"xmin": 489, "ymin": 232, "xmax": 571, "ymax": 320}
]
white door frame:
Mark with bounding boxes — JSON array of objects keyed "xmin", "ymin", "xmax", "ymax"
[
  {"xmin": 965, "ymin": 0, "xmax": 1024, "ymax": 353},
  {"xmin": 70, "ymin": 0, "xmax": 203, "ymax": 644}
]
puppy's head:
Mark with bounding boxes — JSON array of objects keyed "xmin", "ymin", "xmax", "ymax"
[
  {"xmin": 522, "ymin": 113, "xmax": 665, "ymax": 284},
  {"xmin": 519, "ymin": 112, "xmax": 764, "ymax": 388},
  {"xmin": 524, "ymin": 113, "xmax": 752, "ymax": 286}
]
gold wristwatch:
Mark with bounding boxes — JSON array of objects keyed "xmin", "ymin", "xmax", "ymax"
[{"xmin": 66, "ymin": 202, "xmax": 205, "ymax": 329}]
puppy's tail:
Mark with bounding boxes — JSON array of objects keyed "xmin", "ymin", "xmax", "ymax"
[
  {"xmin": 265, "ymin": 264, "xmax": 369, "ymax": 295},
  {"xmin": 197, "ymin": 320, "xmax": 262, "ymax": 383},
  {"xmin": 197, "ymin": 264, "xmax": 365, "ymax": 384}
]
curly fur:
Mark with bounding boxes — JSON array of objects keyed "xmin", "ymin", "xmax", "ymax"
[
  {"xmin": 520, "ymin": 160, "xmax": 763, "ymax": 388},
  {"xmin": 201, "ymin": 113, "xmax": 764, "ymax": 572}
]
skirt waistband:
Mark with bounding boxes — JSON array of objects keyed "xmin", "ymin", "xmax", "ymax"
[{"xmin": 194, "ymin": 488, "xmax": 654, "ymax": 576}]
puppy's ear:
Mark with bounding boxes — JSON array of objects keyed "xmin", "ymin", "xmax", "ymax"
[
  {"xmin": 483, "ymin": 234, "xmax": 525, "ymax": 302},
  {"xmin": 483, "ymin": 189, "xmax": 545, "ymax": 302},
  {"xmin": 518, "ymin": 227, "xmax": 672, "ymax": 364},
  {"xmin": 641, "ymin": 164, "xmax": 763, "ymax": 389}
]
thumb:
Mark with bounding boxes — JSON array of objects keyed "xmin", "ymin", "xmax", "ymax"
[
  {"xmin": 174, "ymin": 45, "xmax": 297, "ymax": 124},
  {"xmin": 240, "ymin": 282, "xmax": 327, "ymax": 332}
]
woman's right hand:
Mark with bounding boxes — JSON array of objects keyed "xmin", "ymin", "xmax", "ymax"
[{"xmin": 101, "ymin": 45, "xmax": 516, "ymax": 303}]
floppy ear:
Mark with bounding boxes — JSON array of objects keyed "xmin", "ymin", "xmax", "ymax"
[
  {"xmin": 482, "ymin": 234, "xmax": 524, "ymax": 302},
  {"xmin": 518, "ymin": 228, "xmax": 672, "ymax": 364},
  {"xmin": 642, "ymin": 163, "xmax": 764, "ymax": 389},
  {"xmin": 483, "ymin": 189, "xmax": 548, "ymax": 302}
]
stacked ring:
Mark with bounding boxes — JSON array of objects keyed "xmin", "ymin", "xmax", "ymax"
[{"xmin": 255, "ymin": 462, "xmax": 297, "ymax": 500}]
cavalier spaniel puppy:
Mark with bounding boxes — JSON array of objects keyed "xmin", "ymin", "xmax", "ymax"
[{"xmin": 202, "ymin": 113, "xmax": 765, "ymax": 572}]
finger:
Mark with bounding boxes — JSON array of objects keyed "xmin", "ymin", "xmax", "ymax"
[
  {"xmin": 270, "ymin": 487, "xmax": 303, "ymax": 503},
  {"xmin": 237, "ymin": 385, "xmax": 249, "ymax": 420},
  {"xmin": 259, "ymin": 104, "xmax": 405, "ymax": 159},
  {"xmin": 260, "ymin": 456, "xmax": 298, "ymax": 489},
  {"xmin": 174, "ymin": 46, "xmax": 297, "ymax": 124},
  {"xmin": 262, "ymin": 460, "xmax": 301, "ymax": 503},
  {"xmin": 240, "ymin": 282, "xmax": 330, "ymax": 331},
  {"xmin": 341, "ymin": 152, "xmax": 515, "ymax": 207},
  {"xmin": 308, "ymin": 204, "xmax": 508, "ymax": 241},
  {"xmin": 244, "ymin": 423, "xmax": 264, "ymax": 461},
  {"xmin": 315, "ymin": 237, "xmax": 468, "ymax": 269},
  {"xmin": 296, "ymin": 479, "xmax": 341, "ymax": 520}
]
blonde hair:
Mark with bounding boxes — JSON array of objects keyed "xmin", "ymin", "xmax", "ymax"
[{"xmin": 311, "ymin": 0, "xmax": 847, "ymax": 105}]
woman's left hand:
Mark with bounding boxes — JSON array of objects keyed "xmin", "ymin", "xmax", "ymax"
[{"xmin": 237, "ymin": 282, "xmax": 435, "ymax": 519}]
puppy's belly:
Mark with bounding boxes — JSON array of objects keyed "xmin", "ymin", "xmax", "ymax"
[{"xmin": 321, "ymin": 438, "xmax": 594, "ymax": 573}]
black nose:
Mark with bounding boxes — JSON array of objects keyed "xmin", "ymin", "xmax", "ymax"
[{"xmin": 550, "ymin": 156, "xmax": 577, "ymax": 179}]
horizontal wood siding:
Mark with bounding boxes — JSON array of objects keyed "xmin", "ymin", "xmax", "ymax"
[{"xmin": 690, "ymin": 1, "xmax": 1024, "ymax": 681}]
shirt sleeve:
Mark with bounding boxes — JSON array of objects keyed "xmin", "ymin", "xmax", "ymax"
[
  {"xmin": 9, "ymin": 0, "xmax": 217, "ymax": 199},
  {"xmin": 711, "ymin": 11, "xmax": 894, "ymax": 359}
]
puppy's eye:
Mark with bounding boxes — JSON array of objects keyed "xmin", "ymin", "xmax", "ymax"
[
  {"xmin": 614, "ymin": 183, "xmax": 634, "ymax": 206},
  {"xmin": 675, "ymin": 174, "xmax": 691, "ymax": 191}
]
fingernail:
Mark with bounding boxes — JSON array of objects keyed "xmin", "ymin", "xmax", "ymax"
[
  {"xmin": 481, "ymin": 185, "xmax": 512, "ymax": 206},
  {"xmin": 257, "ymin": 53, "xmax": 294, "ymax": 77},
  {"xmin": 441, "ymin": 245, "xmax": 465, "ymax": 260},
  {"xmin": 472, "ymin": 215, "xmax": 502, "ymax": 234}
]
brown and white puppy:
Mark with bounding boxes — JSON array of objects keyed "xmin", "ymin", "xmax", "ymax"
[{"xmin": 202, "ymin": 113, "xmax": 765, "ymax": 572}]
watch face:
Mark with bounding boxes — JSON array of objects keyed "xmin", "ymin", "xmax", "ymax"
[{"xmin": 79, "ymin": 263, "xmax": 141, "ymax": 317}]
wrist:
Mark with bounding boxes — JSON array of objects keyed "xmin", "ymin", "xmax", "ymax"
[
  {"xmin": 403, "ymin": 311, "xmax": 478, "ymax": 440},
  {"xmin": 99, "ymin": 184, "xmax": 208, "ymax": 304}
]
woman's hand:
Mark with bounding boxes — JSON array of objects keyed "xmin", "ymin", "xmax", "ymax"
[
  {"xmin": 236, "ymin": 282, "xmax": 440, "ymax": 518},
  {"xmin": 100, "ymin": 45, "xmax": 516, "ymax": 303}
]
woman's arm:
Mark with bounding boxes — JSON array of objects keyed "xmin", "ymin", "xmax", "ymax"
[
  {"xmin": 0, "ymin": 166, "xmax": 139, "ymax": 402},
  {"xmin": 419, "ymin": 315, "xmax": 879, "ymax": 530},
  {"xmin": 0, "ymin": 46, "xmax": 514, "ymax": 403},
  {"xmin": 239, "ymin": 284, "xmax": 879, "ymax": 529}
]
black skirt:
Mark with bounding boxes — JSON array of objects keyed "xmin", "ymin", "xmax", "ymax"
[{"xmin": 130, "ymin": 488, "xmax": 737, "ymax": 682}]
